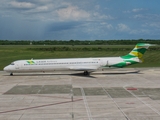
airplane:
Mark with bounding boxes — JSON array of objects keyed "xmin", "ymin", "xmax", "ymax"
[{"xmin": 3, "ymin": 43, "xmax": 153, "ymax": 76}]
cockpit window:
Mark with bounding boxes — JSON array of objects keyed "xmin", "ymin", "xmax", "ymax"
[{"xmin": 11, "ymin": 62, "xmax": 15, "ymax": 65}]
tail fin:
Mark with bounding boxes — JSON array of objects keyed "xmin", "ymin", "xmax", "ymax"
[{"xmin": 121, "ymin": 43, "xmax": 153, "ymax": 63}]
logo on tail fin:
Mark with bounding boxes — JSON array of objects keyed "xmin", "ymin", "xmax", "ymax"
[
  {"xmin": 108, "ymin": 43, "xmax": 153, "ymax": 68},
  {"xmin": 121, "ymin": 43, "xmax": 153, "ymax": 65},
  {"xmin": 121, "ymin": 43, "xmax": 152, "ymax": 63},
  {"xmin": 129, "ymin": 43, "xmax": 150, "ymax": 59}
]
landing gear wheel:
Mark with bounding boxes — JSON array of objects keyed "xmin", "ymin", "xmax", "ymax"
[
  {"xmin": 84, "ymin": 71, "xmax": 89, "ymax": 76},
  {"xmin": 10, "ymin": 73, "xmax": 13, "ymax": 76}
]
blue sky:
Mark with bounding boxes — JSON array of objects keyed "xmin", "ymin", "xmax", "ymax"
[{"xmin": 0, "ymin": 0, "xmax": 160, "ymax": 40}]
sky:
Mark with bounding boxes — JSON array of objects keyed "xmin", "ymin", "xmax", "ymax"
[{"xmin": 0, "ymin": 0, "xmax": 160, "ymax": 40}]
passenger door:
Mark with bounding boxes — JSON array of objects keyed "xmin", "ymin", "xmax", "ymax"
[{"xmin": 15, "ymin": 63, "xmax": 19, "ymax": 69}]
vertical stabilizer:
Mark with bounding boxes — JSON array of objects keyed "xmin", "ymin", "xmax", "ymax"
[{"xmin": 121, "ymin": 43, "xmax": 152, "ymax": 64}]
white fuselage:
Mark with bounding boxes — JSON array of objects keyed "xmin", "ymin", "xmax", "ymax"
[{"xmin": 3, "ymin": 57, "xmax": 125, "ymax": 73}]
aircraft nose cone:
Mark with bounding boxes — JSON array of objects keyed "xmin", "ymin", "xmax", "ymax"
[{"xmin": 3, "ymin": 66, "xmax": 8, "ymax": 71}]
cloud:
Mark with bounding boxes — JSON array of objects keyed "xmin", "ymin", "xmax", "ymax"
[
  {"xmin": 129, "ymin": 29, "xmax": 150, "ymax": 35},
  {"xmin": 124, "ymin": 8, "xmax": 146, "ymax": 13},
  {"xmin": 116, "ymin": 23, "xmax": 150, "ymax": 36},
  {"xmin": 15, "ymin": 0, "xmax": 53, "ymax": 5},
  {"xmin": 100, "ymin": 22, "xmax": 113, "ymax": 30},
  {"xmin": 149, "ymin": 23, "xmax": 160, "ymax": 28},
  {"xmin": 133, "ymin": 14, "xmax": 160, "ymax": 21},
  {"xmin": 0, "ymin": 0, "xmax": 160, "ymax": 40},
  {"xmin": 132, "ymin": 8, "xmax": 146, "ymax": 12},
  {"xmin": 93, "ymin": 12, "xmax": 114, "ymax": 20},
  {"xmin": 8, "ymin": 0, "xmax": 55, "ymax": 14},
  {"xmin": 116, "ymin": 23, "xmax": 130, "ymax": 32},
  {"xmin": 0, "ymin": 0, "xmax": 114, "ymax": 23},
  {"xmin": 143, "ymin": 22, "xmax": 160, "ymax": 29},
  {"xmin": 133, "ymin": 14, "xmax": 143, "ymax": 19},
  {"xmin": 24, "ymin": 5, "xmax": 51, "ymax": 14},
  {"xmin": 57, "ymin": 5, "xmax": 90, "ymax": 21},
  {"xmin": 9, "ymin": 1, "xmax": 35, "ymax": 9}
]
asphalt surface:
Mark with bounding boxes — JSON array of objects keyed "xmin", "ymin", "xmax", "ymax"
[{"xmin": 0, "ymin": 68, "xmax": 160, "ymax": 120}]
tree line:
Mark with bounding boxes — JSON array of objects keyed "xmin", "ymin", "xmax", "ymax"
[
  {"xmin": 0, "ymin": 39, "xmax": 160, "ymax": 45},
  {"xmin": 28, "ymin": 46, "xmax": 160, "ymax": 52}
]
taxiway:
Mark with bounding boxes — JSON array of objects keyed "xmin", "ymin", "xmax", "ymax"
[{"xmin": 0, "ymin": 68, "xmax": 160, "ymax": 120}]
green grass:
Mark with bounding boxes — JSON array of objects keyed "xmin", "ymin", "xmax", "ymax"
[{"xmin": 0, "ymin": 45, "xmax": 160, "ymax": 70}]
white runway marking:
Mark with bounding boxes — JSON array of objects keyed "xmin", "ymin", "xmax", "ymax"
[
  {"xmin": 96, "ymin": 81, "xmax": 130, "ymax": 120},
  {"xmin": 124, "ymin": 87, "xmax": 160, "ymax": 116},
  {"xmin": 81, "ymin": 87, "xmax": 93, "ymax": 120}
]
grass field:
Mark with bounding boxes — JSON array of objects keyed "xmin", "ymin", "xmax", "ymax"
[{"xmin": 0, "ymin": 45, "xmax": 160, "ymax": 70}]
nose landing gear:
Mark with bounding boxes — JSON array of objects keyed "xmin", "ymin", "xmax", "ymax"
[{"xmin": 84, "ymin": 71, "xmax": 89, "ymax": 76}]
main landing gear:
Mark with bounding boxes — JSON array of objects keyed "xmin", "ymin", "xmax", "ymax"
[
  {"xmin": 84, "ymin": 71, "xmax": 89, "ymax": 76},
  {"xmin": 10, "ymin": 73, "xmax": 13, "ymax": 76}
]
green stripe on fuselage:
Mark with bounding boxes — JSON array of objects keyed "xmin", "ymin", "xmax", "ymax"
[
  {"xmin": 110, "ymin": 60, "xmax": 138, "ymax": 68},
  {"xmin": 110, "ymin": 62, "xmax": 127, "ymax": 68}
]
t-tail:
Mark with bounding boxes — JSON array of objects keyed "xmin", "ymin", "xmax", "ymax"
[{"xmin": 121, "ymin": 43, "xmax": 153, "ymax": 66}]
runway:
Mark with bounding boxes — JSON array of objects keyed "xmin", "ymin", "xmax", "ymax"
[{"xmin": 0, "ymin": 68, "xmax": 160, "ymax": 120}]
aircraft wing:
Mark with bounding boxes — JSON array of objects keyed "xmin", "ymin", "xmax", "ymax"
[{"xmin": 69, "ymin": 66, "xmax": 98, "ymax": 71}]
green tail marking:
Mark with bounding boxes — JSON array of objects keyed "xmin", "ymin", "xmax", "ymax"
[
  {"xmin": 111, "ymin": 43, "xmax": 153, "ymax": 68},
  {"xmin": 121, "ymin": 43, "xmax": 152, "ymax": 62},
  {"xmin": 108, "ymin": 43, "xmax": 153, "ymax": 68}
]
